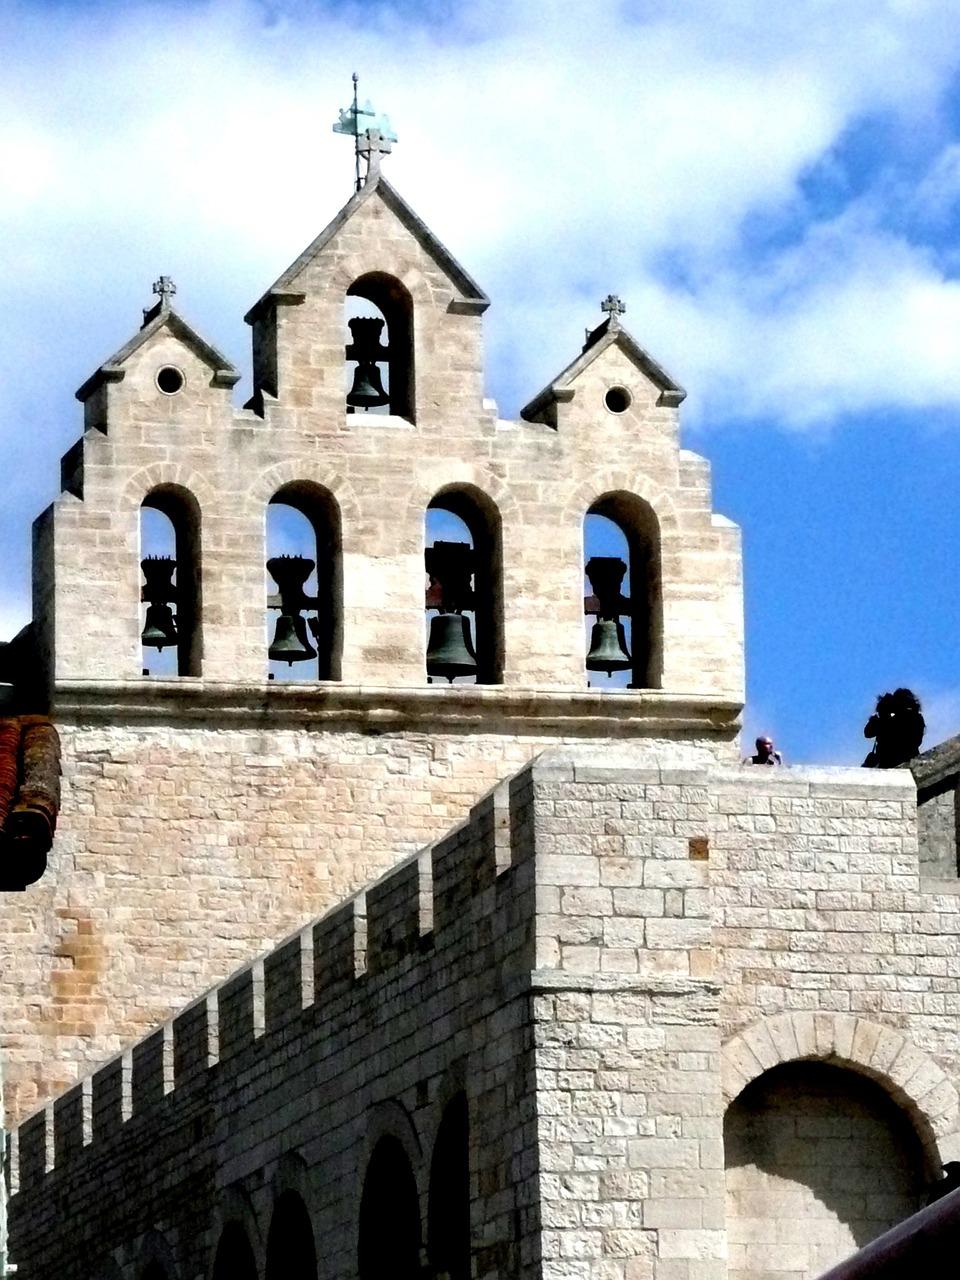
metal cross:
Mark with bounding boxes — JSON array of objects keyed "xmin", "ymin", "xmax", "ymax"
[
  {"xmin": 601, "ymin": 294, "xmax": 626, "ymax": 322},
  {"xmin": 152, "ymin": 276, "xmax": 176, "ymax": 308}
]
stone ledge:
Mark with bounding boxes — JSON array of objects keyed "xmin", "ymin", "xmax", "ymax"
[
  {"xmin": 51, "ymin": 680, "xmax": 742, "ymax": 738},
  {"xmin": 525, "ymin": 969, "xmax": 723, "ymax": 997}
]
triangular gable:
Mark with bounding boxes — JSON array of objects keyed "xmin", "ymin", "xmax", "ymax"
[
  {"xmin": 521, "ymin": 317, "xmax": 685, "ymax": 423},
  {"xmin": 244, "ymin": 176, "xmax": 489, "ymax": 324},
  {"xmin": 76, "ymin": 304, "xmax": 240, "ymax": 402}
]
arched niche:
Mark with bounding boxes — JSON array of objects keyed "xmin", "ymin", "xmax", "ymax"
[
  {"xmin": 266, "ymin": 482, "xmax": 342, "ymax": 682},
  {"xmin": 725, "ymin": 1061, "xmax": 926, "ymax": 1280},
  {"xmin": 140, "ymin": 484, "xmax": 202, "ymax": 678},
  {"xmin": 358, "ymin": 1135, "xmax": 422, "ymax": 1280},
  {"xmin": 266, "ymin": 1189, "xmax": 317, "ymax": 1280},
  {"xmin": 425, "ymin": 486, "xmax": 503, "ymax": 687},
  {"xmin": 345, "ymin": 272, "xmax": 415, "ymax": 421},
  {"xmin": 428, "ymin": 1092, "xmax": 471, "ymax": 1280},
  {"xmin": 211, "ymin": 1221, "xmax": 258, "ymax": 1280},
  {"xmin": 583, "ymin": 491, "xmax": 662, "ymax": 689}
]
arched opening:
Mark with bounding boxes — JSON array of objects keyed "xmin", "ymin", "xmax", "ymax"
[
  {"xmin": 725, "ymin": 1061, "xmax": 926, "ymax": 1280},
  {"xmin": 140, "ymin": 485, "xmax": 201, "ymax": 678},
  {"xmin": 211, "ymin": 1221, "xmax": 258, "ymax": 1280},
  {"xmin": 345, "ymin": 272, "xmax": 415, "ymax": 421},
  {"xmin": 583, "ymin": 492, "xmax": 661, "ymax": 689},
  {"xmin": 425, "ymin": 487, "xmax": 503, "ymax": 686},
  {"xmin": 358, "ymin": 1135, "xmax": 421, "ymax": 1280},
  {"xmin": 428, "ymin": 1093, "xmax": 470, "ymax": 1280},
  {"xmin": 266, "ymin": 1189, "xmax": 317, "ymax": 1280},
  {"xmin": 266, "ymin": 482, "xmax": 342, "ymax": 682}
]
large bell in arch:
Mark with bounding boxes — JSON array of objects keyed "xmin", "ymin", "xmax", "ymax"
[
  {"xmin": 346, "ymin": 316, "xmax": 390, "ymax": 410},
  {"xmin": 586, "ymin": 619, "xmax": 631, "ymax": 677},
  {"xmin": 141, "ymin": 603, "xmax": 177, "ymax": 651},
  {"xmin": 347, "ymin": 361, "xmax": 389, "ymax": 409},
  {"xmin": 426, "ymin": 613, "xmax": 477, "ymax": 683},
  {"xmin": 269, "ymin": 614, "xmax": 317, "ymax": 666}
]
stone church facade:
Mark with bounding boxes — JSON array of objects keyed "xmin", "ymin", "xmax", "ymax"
[{"xmin": 2, "ymin": 155, "xmax": 958, "ymax": 1280}]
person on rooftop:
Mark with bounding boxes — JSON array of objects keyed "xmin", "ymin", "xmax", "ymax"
[{"xmin": 744, "ymin": 735, "xmax": 782, "ymax": 766}]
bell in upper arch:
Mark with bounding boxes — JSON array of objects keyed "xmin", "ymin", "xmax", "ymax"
[
  {"xmin": 269, "ymin": 614, "xmax": 318, "ymax": 665},
  {"xmin": 586, "ymin": 618, "xmax": 631, "ymax": 677},
  {"xmin": 426, "ymin": 613, "xmax": 477, "ymax": 683},
  {"xmin": 347, "ymin": 361, "xmax": 389, "ymax": 410},
  {"xmin": 141, "ymin": 603, "xmax": 177, "ymax": 651}
]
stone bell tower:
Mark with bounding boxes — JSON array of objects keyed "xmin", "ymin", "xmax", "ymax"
[{"xmin": 2, "ymin": 112, "xmax": 744, "ymax": 1122}]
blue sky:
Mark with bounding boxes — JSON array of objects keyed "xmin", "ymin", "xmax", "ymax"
[{"xmin": 1, "ymin": 0, "xmax": 959, "ymax": 761}]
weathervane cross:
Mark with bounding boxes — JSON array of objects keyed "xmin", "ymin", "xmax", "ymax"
[
  {"xmin": 153, "ymin": 276, "xmax": 176, "ymax": 309},
  {"xmin": 333, "ymin": 74, "xmax": 398, "ymax": 191}
]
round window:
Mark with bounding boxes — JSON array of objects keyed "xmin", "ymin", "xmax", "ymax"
[
  {"xmin": 604, "ymin": 386, "xmax": 631, "ymax": 414},
  {"xmin": 156, "ymin": 366, "xmax": 185, "ymax": 395}
]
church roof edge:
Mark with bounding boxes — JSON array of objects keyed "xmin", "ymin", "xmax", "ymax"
[
  {"xmin": 244, "ymin": 176, "xmax": 489, "ymax": 325},
  {"xmin": 520, "ymin": 319, "xmax": 686, "ymax": 423},
  {"xmin": 75, "ymin": 306, "xmax": 241, "ymax": 402}
]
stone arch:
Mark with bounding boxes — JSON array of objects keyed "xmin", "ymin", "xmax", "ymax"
[
  {"xmin": 135, "ymin": 1228, "xmax": 180, "ymax": 1280},
  {"xmin": 266, "ymin": 480, "xmax": 342, "ymax": 681},
  {"xmin": 562, "ymin": 471, "xmax": 680, "ymax": 534},
  {"xmin": 265, "ymin": 1184, "xmax": 317, "ymax": 1280},
  {"xmin": 121, "ymin": 462, "xmax": 217, "ymax": 513},
  {"xmin": 209, "ymin": 1185, "xmax": 263, "ymax": 1280},
  {"xmin": 251, "ymin": 461, "xmax": 362, "ymax": 530},
  {"xmin": 722, "ymin": 1012, "xmax": 960, "ymax": 1167},
  {"xmin": 351, "ymin": 1099, "xmax": 424, "ymax": 1273},
  {"xmin": 424, "ymin": 483, "xmax": 504, "ymax": 685},
  {"xmin": 346, "ymin": 272, "xmax": 415, "ymax": 421},
  {"xmin": 408, "ymin": 467, "xmax": 520, "ymax": 527},
  {"xmin": 140, "ymin": 483, "xmax": 203, "ymax": 677},
  {"xmin": 427, "ymin": 1090, "xmax": 471, "ymax": 1280},
  {"xmin": 328, "ymin": 259, "xmax": 435, "ymax": 312}
]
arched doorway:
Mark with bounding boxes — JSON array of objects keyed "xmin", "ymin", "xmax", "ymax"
[
  {"xmin": 211, "ymin": 1221, "xmax": 258, "ymax": 1280},
  {"xmin": 428, "ymin": 1093, "xmax": 470, "ymax": 1280},
  {"xmin": 725, "ymin": 1061, "xmax": 925, "ymax": 1279},
  {"xmin": 266, "ymin": 1189, "xmax": 317, "ymax": 1280},
  {"xmin": 358, "ymin": 1135, "xmax": 421, "ymax": 1280}
]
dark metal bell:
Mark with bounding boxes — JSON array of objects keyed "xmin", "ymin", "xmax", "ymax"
[
  {"xmin": 141, "ymin": 603, "xmax": 177, "ymax": 651},
  {"xmin": 269, "ymin": 614, "xmax": 317, "ymax": 665},
  {"xmin": 347, "ymin": 361, "xmax": 389, "ymax": 409},
  {"xmin": 426, "ymin": 613, "xmax": 477, "ymax": 683},
  {"xmin": 586, "ymin": 619, "xmax": 631, "ymax": 677}
]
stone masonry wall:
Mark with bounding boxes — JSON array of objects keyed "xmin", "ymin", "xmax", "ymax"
[
  {"xmin": 0, "ymin": 722, "xmax": 728, "ymax": 1127},
  {"xmin": 15, "ymin": 754, "xmax": 957, "ymax": 1280},
  {"xmin": 917, "ymin": 778, "xmax": 959, "ymax": 879}
]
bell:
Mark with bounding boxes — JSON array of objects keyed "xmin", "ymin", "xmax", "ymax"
[
  {"xmin": 586, "ymin": 619, "xmax": 632, "ymax": 677},
  {"xmin": 347, "ymin": 361, "xmax": 389, "ymax": 409},
  {"xmin": 426, "ymin": 613, "xmax": 477, "ymax": 683},
  {"xmin": 269, "ymin": 614, "xmax": 317, "ymax": 665},
  {"xmin": 141, "ymin": 603, "xmax": 177, "ymax": 651}
]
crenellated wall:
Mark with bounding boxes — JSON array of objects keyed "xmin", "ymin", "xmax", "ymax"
[{"xmin": 9, "ymin": 754, "xmax": 960, "ymax": 1280}]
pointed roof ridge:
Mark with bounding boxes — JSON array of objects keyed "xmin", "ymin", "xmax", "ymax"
[
  {"xmin": 520, "ymin": 316, "xmax": 686, "ymax": 423},
  {"xmin": 244, "ymin": 175, "xmax": 489, "ymax": 325},
  {"xmin": 76, "ymin": 304, "xmax": 240, "ymax": 402}
]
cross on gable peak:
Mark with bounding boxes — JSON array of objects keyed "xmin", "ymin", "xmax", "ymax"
[
  {"xmin": 601, "ymin": 294, "xmax": 625, "ymax": 320},
  {"xmin": 152, "ymin": 276, "xmax": 176, "ymax": 308}
]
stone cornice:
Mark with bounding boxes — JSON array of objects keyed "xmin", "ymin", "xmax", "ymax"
[{"xmin": 51, "ymin": 680, "xmax": 742, "ymax": 737}]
